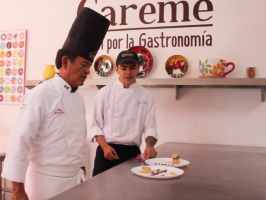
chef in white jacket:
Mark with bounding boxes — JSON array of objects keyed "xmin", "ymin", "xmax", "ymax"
[
  {"xmin": 1, "ymin": 6, "xmax": 110, "ymax": 200},
  {"xmin": 90, "ymin": 50, "xmax": 158, "ymax": 176}
]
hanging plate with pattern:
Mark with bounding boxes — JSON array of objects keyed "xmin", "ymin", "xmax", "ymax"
[
  {"xmin": 129, "ymin": 46, "xmax": 153, "ymax": 78},
  {"xmin": 165, "ymin": 55, "xmax": 188, "ymax": 78},
  {"xmin": 94, "ymin": 55, "xmax": 114, "ymax": 77}
]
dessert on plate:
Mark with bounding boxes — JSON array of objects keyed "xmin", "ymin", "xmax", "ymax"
[
  {"xmin": 169, "ymin": 172, "xmax": 176, "ymax": 175},
  {"xmin": 172, "ymin": 154, "xmax": 180, "ymax": 164},
  {"xmin": 140, "ymin": 166, "xmax": 152, "ymax": 173}
]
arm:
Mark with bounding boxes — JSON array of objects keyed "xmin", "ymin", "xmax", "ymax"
[
  {"xmin": 89, "ymin": 89, "xmax": 119, "ymax": 161},
  {"xmin": 80, "ymin": 98, "xmax": 88, "ymax": 178},
  {"xmin": 143, "ymin": 94, "xmax": 158, "ymax": 160},
  {"xmin": 1, "ymin": 92, "xmax": 44, "ymax": 183},
  {"xmin": 80, "ymin": 132, "xmax": 88, "ymax": 177},
  {"xmin": 96, "ymin": 136, "xmax": 119, "ymax": 161},
  {"xmin": 11, "ymin": 182, "xmax": 29, "ymax": 200},
  {"xmin": 90, "ymin": 90, "xmax": 105, "ymax": 143}
]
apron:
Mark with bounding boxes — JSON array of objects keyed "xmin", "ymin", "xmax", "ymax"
[{"xmin": 25, "ymin": 166, "xmax": 86, "ymax": 200}]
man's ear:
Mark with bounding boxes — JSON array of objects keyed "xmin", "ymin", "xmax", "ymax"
[
  {"xmin": 62, "ymin": 56, "xmax": 68, "ymax": 69},
  {"xmin": 115, "ymin": 65, "xmax": 119, "ymax": 74}
]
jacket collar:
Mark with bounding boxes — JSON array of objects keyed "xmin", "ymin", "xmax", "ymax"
[
  {"xmin": 54, "ymin": 74, "xmax": 77, "ymax": 94},
  {"xmin": 115, "ymin": 79, "xmax": 138, "ymax": 89}
]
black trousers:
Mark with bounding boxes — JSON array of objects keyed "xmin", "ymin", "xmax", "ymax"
[{"xmin": 92, "ymin": 144, "xmax": 141, "ymax": 177}]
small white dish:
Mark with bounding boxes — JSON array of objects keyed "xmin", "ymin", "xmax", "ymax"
[
  {"xmin": 131, "ymin": 165, "xmax": 184, "ymax": 179},
  {"xmin": 145, "ymin": 158, "xmax": 190, "ymax": 168}
]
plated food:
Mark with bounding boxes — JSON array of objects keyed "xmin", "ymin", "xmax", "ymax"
[
  {"xmin": 131, "ymin": 166, "xmax": 184, "ymax": 179},
  {"xmin": 145, "ymin": 155, "xmax": 190, "ymax": 168},
  {"xmin": 172, "ymin": 153, "xmax": 180, "ymax": 164},
  {"xmin": 140, "ymin": 166, "xmax": 152, "ymax": 173}
]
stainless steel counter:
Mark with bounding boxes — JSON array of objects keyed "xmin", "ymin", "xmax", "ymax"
[{"xmin": 50, "ymin": 142, "xmax": 266, "ymax": 200}]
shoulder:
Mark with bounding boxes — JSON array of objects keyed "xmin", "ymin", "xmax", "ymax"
[
  {"xmin": 24, "ymin": 78, "xmax": 58, "ymax": 100},
  {"xmin": 104, "ymin": 81, "xmax": 116, "ymax": 90},
  {"xmin": 33, "ymin": 78, "xmax": 55, "ymax": 91},
  {"xmin": 97, "ymin": 81, "xmax": 116, "ymax": 95},
  {"xmin": 137, "ymin": 85, "xmax": 154, "ymax": 99}
]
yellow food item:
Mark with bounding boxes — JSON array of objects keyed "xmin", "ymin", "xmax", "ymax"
[
  {"xmin": 140, "ymin": 166, "xmax": 152, "ymax": 173},
  {"xmin": 0, "ymin": 51, "xmax": 5, "ymax": 58},
  {"xmin": 18, "ymin": 59, "xmax": 24, "ymax": 66},
  {"xmin": 172, "ymin": 153, "xmax": 180, "ymax": 164},
  {"xmin": 0, "ymin": 60, "xmax": 4, "ymax": 67},
  {"xmin": 13, "ymin": 50, "xmax": 18, "ymax": 57},
  {"xmin": 11, "ymin": 95, "xmax": 16, "ymax": 102},
  {"xmin": 0, "ymin": 68, "xmax": 4, "ymax": 75},
  {"xmin": 169, "ymin": 172, "xmax": 176, "ymax": 175}
]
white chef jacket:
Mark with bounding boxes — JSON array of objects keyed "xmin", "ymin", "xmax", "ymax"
[
  {"xmin": 90, "ymin": 79, "xmax": 158, "ymax": 146},
  {"xmin": 1, "ymin": 74, "xmax": 88, "ymax": 183}
]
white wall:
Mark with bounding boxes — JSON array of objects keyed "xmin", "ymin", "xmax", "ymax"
[{"xmin": 1, "ymin": 0, "xmax": 266, "ymax": 186}]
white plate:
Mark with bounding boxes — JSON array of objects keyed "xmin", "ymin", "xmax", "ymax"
[
  {"xmin": 145, "ymin": 158, "xmax": 190, "ymax": 168},
  {"xmin": 131, "ymin": 166, "xmax": 184, "ymax": 179}
]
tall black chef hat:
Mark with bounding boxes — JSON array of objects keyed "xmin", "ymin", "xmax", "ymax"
[{"xmin": 61, "ymin": 7, "xmax": 110, "ymax": 63}]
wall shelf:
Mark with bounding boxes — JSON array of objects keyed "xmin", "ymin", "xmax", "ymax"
[{"xmin": 25, "ymin": 78, "xmax": 266, "ymax": 102}]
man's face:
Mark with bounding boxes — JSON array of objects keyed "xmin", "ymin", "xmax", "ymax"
[
  {"xmin": 64, "ymin": 56, "xmax": 92, "ymax": 88},
  {"xmin": 115, "ymin": 61, "xmax": 140, "ymax": 88}
]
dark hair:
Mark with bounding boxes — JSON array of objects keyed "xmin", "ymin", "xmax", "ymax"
[{"xmin": 55, "ymin": 49, "xmax": 78, "ymax": 69}]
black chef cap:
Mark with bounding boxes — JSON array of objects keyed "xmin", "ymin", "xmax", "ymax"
[{"xmin": 61, "ymin": 7, "xmax": 110, "ymax": 63}]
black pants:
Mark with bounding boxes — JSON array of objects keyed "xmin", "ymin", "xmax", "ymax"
[{"xmin": 92, "ymin": 144, "xmax": 141, "ymax": 177}]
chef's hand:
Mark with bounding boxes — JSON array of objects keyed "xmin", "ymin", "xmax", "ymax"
[
  {"xmin": 11, "ymin": 182, "xmax": 29, "ymax": 200},
  {"xmin": 96, "ymin": 135, "xmax": 119, "ymax": 161},
  {"xmin": 102, "ymin": 145, "xmax": 119, "ymax": 161},
  {"xmin": 144, "ymin": 145, "xmax": 157, "ymax": 160}
]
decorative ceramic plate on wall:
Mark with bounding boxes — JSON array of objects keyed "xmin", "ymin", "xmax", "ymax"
[
  {"xmin": 129, "ymin": 46, "xmax": 153, "ymax": 78},
  {"xmin": 94, "ymin": 55, "xmax": 114, "ymax": 77},
  {"xmin": 165, "ymin": 55, "xmax": 188, "ymax": 78}
]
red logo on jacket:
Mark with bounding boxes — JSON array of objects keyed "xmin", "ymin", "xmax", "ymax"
[{"xmin": 55, "ymin": 108, "xmax": 65, "ymax": 114}]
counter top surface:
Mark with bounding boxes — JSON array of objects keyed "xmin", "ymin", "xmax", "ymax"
[{"xmin": 49, "ymin": 142, "xmax": 266, "ymax": 200}]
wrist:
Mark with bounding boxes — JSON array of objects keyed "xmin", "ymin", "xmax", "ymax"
[
  {"xmin": 145, "ymin": 136, "xmax": 157, "ymax": 147},
  {"xmin": 101, "ymin": 143, "xmax": 109, "ymax": 149},
  {"xmin": 12, "ymin": 182, "xmax": 26, "ymax": 194},
  {"xmin": 146, "ymin": 144, "xmax": 154, "ymax": 148},
  {"xmin": 96, "ymin": 135, "xmax": 108, "ymax": 149}
]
